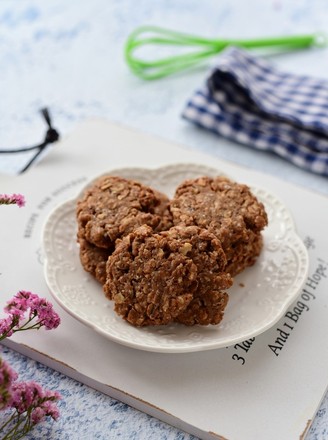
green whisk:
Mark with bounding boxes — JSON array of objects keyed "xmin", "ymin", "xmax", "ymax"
[{"xmin": 125, "ymin": 25, "xmax": 327, "ymax": 80}]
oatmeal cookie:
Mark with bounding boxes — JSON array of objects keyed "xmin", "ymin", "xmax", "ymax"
[
  {"xmin": 76, "ymin": 176, "xmax": 172, "ymax": 250},
  {"xmin": 166, "ymin": 226, "xmax": 232, "ymax": 326},
  {"xmin": 170, "ymin": 176, "xmax": 268, "ymax": 276},
  {"xmin": 104, "ymin": 224, "xmax": 232, "ymax": 327},
  {"xmin": 78, "ymin": 237, "xmax": 111, "ymax": 285},
  {"xmin": 104, "ymin": 225, "xmax": 198, "ymax": 326}
]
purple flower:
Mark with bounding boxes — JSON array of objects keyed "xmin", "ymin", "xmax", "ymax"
[
  {"xmin": 0, "ymin": 193, "xmax": 25, "ymax": 207},
  {"xmin": 0, "ymin": 377, "xmax": 62, "ymax": 437},
  {"xmin": 0, "ymin": 358, "xmax": 18, "ymax": 410},
  {"xmin": 5, "ymin": 291, "xmax": 39, "ymax": 315},
  {"xmin": 0, "ymin": 316, "xmax": 18, "ymax": 338},
  {"xmin": 0, "ymin": 195, "xmax": 62, "ymax": 437},
  {"xmin": 27, "ymin": 294, "xmax": 61, "ymax": 330},
  {"xmin": 11, "ymin": 381, "xmax": 43, "ymax": 414},
  {"xmin": 0, "ymin": 291, "xmax": 62, "ymax": 436},
  {"xmin": 1, "ymin": 291, "xmax": 61, "ymax": 340},
  {"xmin": 10, "ymin": 380, "xmax": 61, "ymax": 421},
  {"xmin": 31, "ymin": 393, "xmax": 61, "ymax": 424}
]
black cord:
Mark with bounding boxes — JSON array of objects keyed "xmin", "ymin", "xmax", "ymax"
[{"xmin": 0, "ymin": 108, "xmax": 60, "ymax": 173}]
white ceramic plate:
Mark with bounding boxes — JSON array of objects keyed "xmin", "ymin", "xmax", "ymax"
[{"xmin": 42, "ymin": 163, "xmax": 309, "ymax": 353}]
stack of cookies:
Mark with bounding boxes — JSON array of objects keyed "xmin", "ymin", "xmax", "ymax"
[{"xmin": 76, "ymin": 174, "xmax": 268, "ymax": 327}]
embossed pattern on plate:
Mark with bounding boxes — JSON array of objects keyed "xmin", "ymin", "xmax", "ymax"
[{"xmin": 42, "ymin": 163, "xmax": 309, "ymax": 353}]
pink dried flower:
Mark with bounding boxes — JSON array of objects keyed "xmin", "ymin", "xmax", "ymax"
[
  {"xmin": 1, "ymin": 291, "xmax": 61, "ymax": 340},
  {"xmin": 0, "ymin": 194, "xmax": 25, "ymax": 207},
  {"xmin": 0, "ymin": 201, "xmax": 62, "ymax": 438},
  {"xmin": 10, "ymin": 381, "xmax": 61, "ymax": 418},
  {"xmin": 0, "ymin": 378, "xmax": 61, "ymax": 438},
  {"xmin": 0, "ymin": 316, "xmax": 19, "ymax": 339},
  {"xmin": 0, "ymin": 358, "xmax": 18, "ymax": 410},
  {"xmin": 5, "ymin": 291, "xmax": 39, "ymax": 315},
  {"xmin": 30, "ymin": 392, "xmax": 61, "ymax": 424},
  {"xmin": 10, "ymin": 381, "xmax": 41, "ymax": 414},
  {"xmin": 28, "ymin": 296, "xmax": 61, "ymax": 330}
]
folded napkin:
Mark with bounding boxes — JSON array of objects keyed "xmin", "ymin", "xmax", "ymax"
[{"xmin": 182, "ymin": 47, "xmax": 328, "ymax": 176}]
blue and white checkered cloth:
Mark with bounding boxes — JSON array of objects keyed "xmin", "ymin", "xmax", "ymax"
[{"xmin": 182, "ymin": 47, "xmax": 328, "ymax": 176}]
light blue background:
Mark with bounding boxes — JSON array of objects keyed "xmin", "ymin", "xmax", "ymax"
[{"xmin": 1, "ymin": 1, "xmax": 327, "ymax": 438}]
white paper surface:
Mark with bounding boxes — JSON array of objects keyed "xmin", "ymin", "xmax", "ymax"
[{"xmin": 1, "ymin": 120, "xmax": 328, "ymax": 440}]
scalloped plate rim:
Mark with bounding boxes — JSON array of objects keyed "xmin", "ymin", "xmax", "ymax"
[{"xmin": 42, "ymin": 163, "xmax": 309, "ymax": 353}]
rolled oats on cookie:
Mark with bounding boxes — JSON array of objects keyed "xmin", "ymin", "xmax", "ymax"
[
  {"xmin": 104, "ymin": 225, "xmax": 198, "ymax": 326},
  {"xmin": 165, "ymin": 225, "xmax": 232, "ymax": 326},
  {"xmin": 76, "ymin": 175, "xmax": 172, "ymax": 251},
  {"xmin": 170, "ymin": 176, "xmax": 268, "ymax": 276},
  {"xmin": 78, "ymin": 237, "xmax": 111, "ymax": 285},
  {"xmin": 104, "ymin": 224, "xmax": 232, "ymax": 327}
]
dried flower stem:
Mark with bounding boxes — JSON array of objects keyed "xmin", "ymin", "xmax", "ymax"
[
  {"xmin": 0, "ymin": 291, "xmax": 61, "ymax": 440},
  {"xmin": 0, "ymin": 194, "xmax": 25, "ymax": 208}
]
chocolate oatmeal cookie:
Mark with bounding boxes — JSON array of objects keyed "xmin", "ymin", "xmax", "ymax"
[
  {"xmin": 104, "ymin": 225, "xmax": 198, "ymax": 326},
  {"xmin": 167, "ymin": 226, "xmax": 232, "ymax": 326},
  {"xmin": 76, "ymin": 176, "xmax": 172, "ymax": 251},
  {"xmin": 78, "ymin": 237, "xmax": 111, "ymax": 285},
  {"xmin": 170, "ymin": 176, "xmax": 268, "ymax": 276},
  {"xmin": 104, "ymin": 224, "xmax": 232, "ymax": 327}
]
